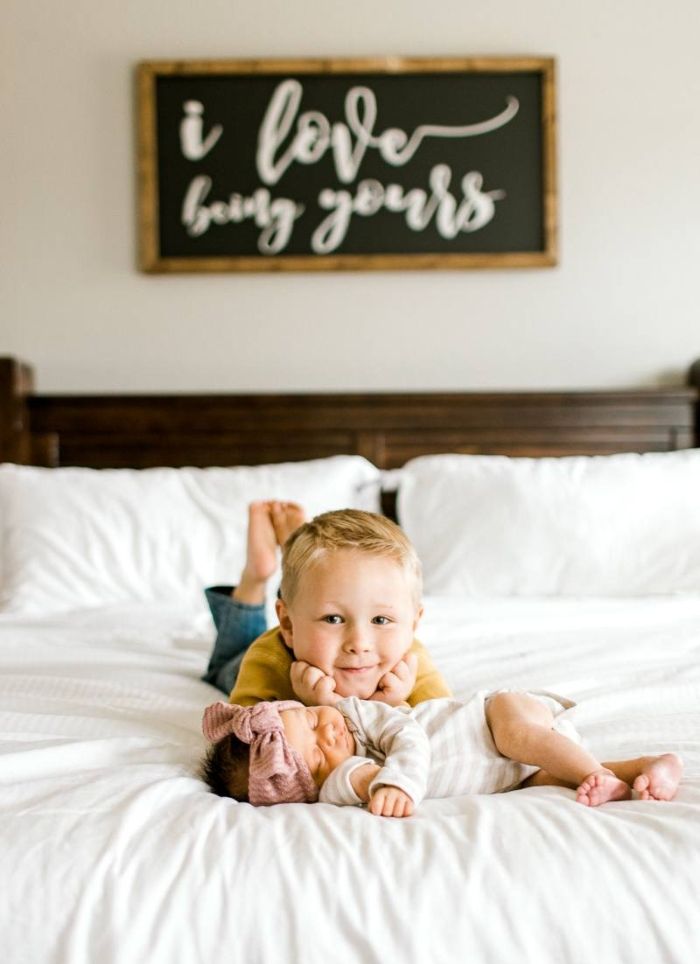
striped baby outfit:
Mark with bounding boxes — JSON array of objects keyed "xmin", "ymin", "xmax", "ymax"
[{"xmin": 319, "ymin": 692, "xmax": 579, "ymax": 807}]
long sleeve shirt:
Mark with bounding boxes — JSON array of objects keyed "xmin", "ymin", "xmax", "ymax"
[{"xmin": 320, "ymin": 699, "xmax": 430, "ymax": 806}]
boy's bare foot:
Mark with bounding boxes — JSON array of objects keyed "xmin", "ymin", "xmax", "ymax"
[
  {"xmin": 270, "ymin": 501, "xmax": 306, "ymax": 546},
  {"xmin": 576, "ymin": 769, "xmax": 631, "ymax": 807},
  {"xmin": 632, "ymin": 753, "xmax": 683, "ymax": 801},
  {"xmin": 235, "ymin": 501, "xmax": 280, "ymax": 603}
]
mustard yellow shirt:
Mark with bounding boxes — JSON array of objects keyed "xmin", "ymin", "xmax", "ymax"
[{"xmin": 229, "ymin": 626, "xmax": 452, "ymax": 707}]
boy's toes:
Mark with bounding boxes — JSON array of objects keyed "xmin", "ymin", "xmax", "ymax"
[{"xmin": 270, "ymin": 501, "xmax": 306, "ymax": 545}]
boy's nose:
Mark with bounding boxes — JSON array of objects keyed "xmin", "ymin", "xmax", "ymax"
[{"xmin": 343, "ymin": 626, "xmax": 371, "ymax": 653}]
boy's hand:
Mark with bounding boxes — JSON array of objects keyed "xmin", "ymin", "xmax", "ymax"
[
  {"xmin": 369, "ymin": 652, "xmax": 418, "ymax": 706},
  {"xmin": 290, "ymin": 660, "xmax": 341, "ymax": 706},
  {"xmin": 369, "ymin": 786, "xmax": 414, "ymax": 818}
]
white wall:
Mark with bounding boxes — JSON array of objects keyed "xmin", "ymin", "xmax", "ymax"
[{"xmin": 2, "ymin": 0, "xmax": 699, "ymax": 392}]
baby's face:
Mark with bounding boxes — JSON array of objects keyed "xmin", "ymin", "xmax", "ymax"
[
  {"xmin": 280, "ymin": 704, "xmax": 355, "ymax": 787},
  {"xmin": 277, "ymin": 548, "xmax": 422, "ymax": 699}
]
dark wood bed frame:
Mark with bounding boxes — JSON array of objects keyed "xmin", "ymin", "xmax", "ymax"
[{"xmin": 2, "ymin": 355, "xmax": 698, "ymax": 514}]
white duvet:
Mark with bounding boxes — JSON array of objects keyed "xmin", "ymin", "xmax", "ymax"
[{"xmin": 1, "ymin": 595, "xmax": 699, "ymax": 964}]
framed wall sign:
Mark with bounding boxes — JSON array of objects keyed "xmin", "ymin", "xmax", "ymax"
[{"xmin": 136, "ymin": 57, "xmax": 557, "ymax": 272}]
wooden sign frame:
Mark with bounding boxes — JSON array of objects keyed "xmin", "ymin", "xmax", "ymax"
[{"xmin": 136, "ymin": 57, "xmax": 557, "ymax": 273}]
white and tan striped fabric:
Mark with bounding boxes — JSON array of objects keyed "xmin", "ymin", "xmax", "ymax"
[{"xmin": 319, "ymin": 691, "xmax": 580, "ymax": 807}]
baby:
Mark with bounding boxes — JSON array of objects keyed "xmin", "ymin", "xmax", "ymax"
[{"xmin": 201, "ymin": 694, "xmax": 684, "ymax": 815}]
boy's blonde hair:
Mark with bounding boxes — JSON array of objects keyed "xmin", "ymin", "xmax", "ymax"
[{"xmin": 280, "ymin": 508, "xmax": 422, "ymax": 606}]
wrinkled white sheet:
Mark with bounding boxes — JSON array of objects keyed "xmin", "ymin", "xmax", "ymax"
[{"xmin": 1, "ymin": 595, "xmax": 699, "ymax": 964}]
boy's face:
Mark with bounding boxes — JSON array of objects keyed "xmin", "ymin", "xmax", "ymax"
[
  {"xmin": 280, "ymin": 704, "xmax": 355, "ymax": 787},
  {"xmin": 276, "ymin": 548, "xmax": 422, "ymax": 699}
]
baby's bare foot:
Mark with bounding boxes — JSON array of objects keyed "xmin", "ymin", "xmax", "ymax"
[
  {"xmin": 270, "ymin": 501, "xmax": 306, "ymax": 546},
  {"xmin": 633, "ymin": 753, "xmax": 683, "ymax": 801},
  {"xmin": 576, "ymin": 770, "xmax": 631, "ymax": 807}
]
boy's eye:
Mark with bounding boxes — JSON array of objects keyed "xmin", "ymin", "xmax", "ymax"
[
  {"xmin": 323, "ymin": 614, "xmax": 343, "ymax": 624},
  {"xmin": 372, "ymin": 616, "xmax": 391, "ymax": 625}
]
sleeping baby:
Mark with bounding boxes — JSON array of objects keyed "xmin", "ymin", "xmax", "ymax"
[{"xmin": 200, "ymin": 691, "xmax": 683, "ymax": 815}]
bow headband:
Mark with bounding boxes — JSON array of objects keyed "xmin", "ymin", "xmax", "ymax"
[{"xmin": 202, "ymin": 700, "xmax": 318, "ymax": 806}]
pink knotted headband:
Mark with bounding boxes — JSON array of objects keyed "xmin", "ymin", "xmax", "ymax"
[{"xmin": 202, "ymin": 700, "xmax": 318, "ymax": 806}]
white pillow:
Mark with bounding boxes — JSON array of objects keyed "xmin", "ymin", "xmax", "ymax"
[
  {"xmin": 397, "ymin": 451, "xmax": 700, "ymax": 597},
  {"xmin": 0, "ymin": 456, "xmax": 380, "ymax": 615}
]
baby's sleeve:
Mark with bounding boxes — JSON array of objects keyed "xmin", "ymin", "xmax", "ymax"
[
  {"xmin": 319, "ymin": 758, "xmax": 372, "ymax": 806},
  {"xmin": 348, "ymin": 699, "xmax": 431, "ymax": 807}
]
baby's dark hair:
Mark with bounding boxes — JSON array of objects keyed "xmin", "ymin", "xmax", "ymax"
[{"xmin": 199, "ymin": 735, "xmax": 250, "ymax": 801}]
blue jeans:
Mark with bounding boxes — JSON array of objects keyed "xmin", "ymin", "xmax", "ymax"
[{"xmin": 201, "ymin": 585, "xmax": 267, "ymax": 695}]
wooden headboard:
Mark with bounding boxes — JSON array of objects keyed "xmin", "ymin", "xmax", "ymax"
[{"xmin": 1, "ymin": 357, "xmax": 698, "ymax": 473}]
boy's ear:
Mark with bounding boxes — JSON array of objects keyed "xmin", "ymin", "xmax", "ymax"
[
  {"xmin": 412, "ymin": 604, "xmax": 424, "ymax": 632},
  {"xmin": 276, "ymin": 597, "xmax": 294, "ymax": 650}
]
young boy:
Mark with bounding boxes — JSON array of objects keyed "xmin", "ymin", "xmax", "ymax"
[
  {"xmin": 201, "ymin": 694, "xmax": 684, "ymax": 814},
  {"xmin": 201, "ymin": 503, "xmax": 452, "ymax": 708}
]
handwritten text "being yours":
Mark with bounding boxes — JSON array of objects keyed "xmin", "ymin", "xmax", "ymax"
[{"xmin": 179, "ymin": 79, "xmax": 519, "ymax": 254}]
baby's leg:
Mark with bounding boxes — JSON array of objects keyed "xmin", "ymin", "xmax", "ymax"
[
  {"xmin": 486, "ymin": 692, "xmax": 630, "ymax": 806},
  {"xmin": 524, "ymin": 754, "xmax": 683, "ymax": 803}
]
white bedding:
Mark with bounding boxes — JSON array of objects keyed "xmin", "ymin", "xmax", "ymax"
[{"xmin": 1, "ymin": 595, "xmax": 699, "ymax": 964}]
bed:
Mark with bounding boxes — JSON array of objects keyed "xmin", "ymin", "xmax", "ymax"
[{"xmin": 1, "ymin": 355, "xmax": 700, "ymax": 964}]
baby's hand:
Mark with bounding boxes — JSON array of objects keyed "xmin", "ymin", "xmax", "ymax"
[
  {"xmin": 290, "ymin": 660, "xmax": 341, "ymax": 706},
  {"xmin": 369, "ymin": 786, "xmax": 414, "ymax": 818},
  {"xmin": 369, "ymin": 652, "xmax": 418, "ymax": 706}
]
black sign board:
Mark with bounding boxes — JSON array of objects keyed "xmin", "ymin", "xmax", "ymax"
[{"xmin": 137, "ymin": 58, "xmax": 557, "ymax": 272}]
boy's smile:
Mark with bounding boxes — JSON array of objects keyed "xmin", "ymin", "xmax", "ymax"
[{"xmin": 276, "ymin": 548, "xmax": 422, "ymax": 699}]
